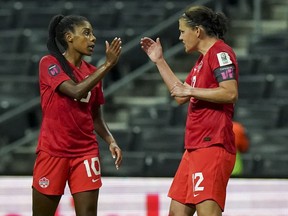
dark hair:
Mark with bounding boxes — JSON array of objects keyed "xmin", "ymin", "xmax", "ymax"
[
  {"xmin": 181, "ymin": 5, "xmax": 228, "ymax": 40},
  {"xmin": 46, "ymin": 14, "xmax": 89, "ymax": 82}
]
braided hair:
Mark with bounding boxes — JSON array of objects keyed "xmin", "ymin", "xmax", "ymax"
[
  {"xmin": 46, "ymin": 14, "xmax": 89, "ymax": 82},
  {"xmin": 181, "ymin": 5, "xmax": 228, "ymax": 40}
]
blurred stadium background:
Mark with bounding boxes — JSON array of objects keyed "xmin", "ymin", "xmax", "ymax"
[{"xmin": 0, "ymin": 0, "xmax": 288, "ymax": 194}]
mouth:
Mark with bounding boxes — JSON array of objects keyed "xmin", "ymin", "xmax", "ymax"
[{"xmin": 88, "ymin": 44, "xmax": 95, "ymax": 52}]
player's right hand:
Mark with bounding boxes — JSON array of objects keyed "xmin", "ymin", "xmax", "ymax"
[{"xmin": 105, "ymin": 37, "xmax": 122, "ymax": 68}]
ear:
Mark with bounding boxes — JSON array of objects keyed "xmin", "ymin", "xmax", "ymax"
[
  {"xmin": 65, "ymin": 32, "xmax": 73, "ymax": 43},
  {"xmin": 196, "ymin": 26, "xmax": 204, "ymax": 38},
  {"xmin": 196, "ymin": 26, "xmax": 201, "ymax": 38}
]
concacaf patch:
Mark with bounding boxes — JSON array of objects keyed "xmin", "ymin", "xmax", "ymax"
[
  {"xmin": 48, "ymin": 64, "xmax": 61, "ymax": 76},
  {"xmin": 216, "ymin": 52, "xmax": 232, "ymax": 66}
]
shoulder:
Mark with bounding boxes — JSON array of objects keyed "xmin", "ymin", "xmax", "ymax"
[
  {"xmin": 39, "ymin": 55, "xmax": 58, "ymax": 65},
  {"xmin": 209, "ymin": 40, "xmax": 236, "ymax": 66},
  {"xmin": 39, "ymin": 55, "xmax": 62, "ymax": 77},
  {"xmin": 211, "ymin": 40, "xmax": 234, "ymax": 54}
]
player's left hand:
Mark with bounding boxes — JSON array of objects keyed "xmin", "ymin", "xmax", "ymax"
[
  {"xmin": 109, "ymin": 141, "xmax": 122, "ymax": 170},
  {"xmin": 171, "ymin": 82, "xmax": 192, "ymax": 97}
]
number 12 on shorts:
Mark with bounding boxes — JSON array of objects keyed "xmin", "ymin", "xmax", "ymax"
[{"xmin": 192, "ymin": 172, "xmax": 204, "ymax": 196}]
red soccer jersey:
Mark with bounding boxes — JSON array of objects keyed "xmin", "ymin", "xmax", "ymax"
[
  {"xmin": 185, "ymin": 40, "xmax": 238, "ymax": 154},
  {"xmin": 37, "ymin": 55, "xmax": 104, "ymax": 157}
]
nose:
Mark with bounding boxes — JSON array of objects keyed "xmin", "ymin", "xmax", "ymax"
[{"xmin": 91, "ymin": 34, "xmax": 96, "ymax": 42}]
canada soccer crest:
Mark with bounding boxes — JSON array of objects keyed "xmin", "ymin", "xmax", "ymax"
[{"xmin": 39, "ymin": 177, "xmax": 49, "ymax": 188}]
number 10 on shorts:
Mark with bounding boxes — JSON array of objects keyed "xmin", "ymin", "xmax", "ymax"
[{"xmin": 83, "ymin": 157, "xmax": 101, "ymax": 177}]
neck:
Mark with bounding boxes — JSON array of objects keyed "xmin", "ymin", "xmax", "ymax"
[
  {"xmin": 63, "ymin": 51, "xmax": 82, "ymax": 68},
  {"xmin": 198, "ymin": 37, "xmax": 219, "ymax": 55}
]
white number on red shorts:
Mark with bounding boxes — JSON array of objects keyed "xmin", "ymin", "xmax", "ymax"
[
  {"xmin": 83, "ymin": 157, "xmax": 101, "ymax": 177},
  {"xmin": 192, "ymin": 172, "xmax": 204, "ymax": 192}
]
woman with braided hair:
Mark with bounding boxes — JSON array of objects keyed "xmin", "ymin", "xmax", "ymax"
[
  {"xmin": 141, "ymin": 5, "xmax": 238, "ymax": 216},
  {"xmin": 32, "ymin": 14, "xmax": 122, "ymax": 216}
]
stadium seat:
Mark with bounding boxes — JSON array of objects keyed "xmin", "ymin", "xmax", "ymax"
[
  {"xmin": 0, "ymin": 9, "xmax": 14, "ymax": 30},
  {"xmin": 100, "ymin": 151, "xmax": 147, "ymax": 177},
  {"xmin": 146, "ymin": 152, "xmax": 182, "ymax": 177},
  {"xmin": 132, "ymin": 126, "xmax": 184, "ymax": 153},
  {"xmin": 0, "ymin": 29, "xmax": 23, "ymax": 53},
  {"xmin": 238, "ymin": 75, "xmax": 271, "ymax": 100},
  {"xmin": 269, "ymin": 75, "xmax": 288, "ymax": 99},
  {"xmin": 237, "ymin": 55, "xmax": 260, "ymax": 75},
  {"xmin": 0, "ymin": 53, "xmax": 32, "ymax": 76},
  {"xmin": 234, "ymin": 101, "xmax": 280, "ymax": 130}
]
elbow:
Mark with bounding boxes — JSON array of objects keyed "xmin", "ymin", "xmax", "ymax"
[
  {"xmin": 174, "ymin": 97, "xmax": 189, "ymax": 105},
  {"xmin": 74, "ymin": 91, "xmax": 87, "ymax": 101},
  {"xmin": 228, "ymin": 92, "xmax": 238, "ymax": 104},
  {"xmin": 71, "ymin": 87, "xmax": 89, "ymax": 101},
  {"xmin": 58, "ymin": 81, "xmax": 88, "ymax": 100}
]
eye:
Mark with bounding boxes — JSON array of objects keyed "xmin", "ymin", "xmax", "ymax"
[{"xmin": 83, "ymin": 31, "xmax": 90, "ymax": 36}]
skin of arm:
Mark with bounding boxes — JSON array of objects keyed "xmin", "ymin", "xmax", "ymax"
[
  {"xmin": 59, "ymin": 38, "xmax": 122, "ymax": 100},
  {"xmin": 171, "ymin": 79, "xmax": 238, "ymax": 104},
  {"xmin": 141, "ymin": 37, "xmax": 190, "ymax": 104},
  {"xmin": 93, "ymin": 105, "xmax": 122, "ymax": 169},
  {"xmin": 141, "ymin": 37, "xmax": 238, "ymax": 105}
]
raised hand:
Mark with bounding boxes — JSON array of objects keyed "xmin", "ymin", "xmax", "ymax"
[
  {"xmin": 140, "ymin": 37, "xmax": 164, "ymax": 63},
  {"xmin": 105, "ymin": 37, "xmax": 122, "ymax": 67}
]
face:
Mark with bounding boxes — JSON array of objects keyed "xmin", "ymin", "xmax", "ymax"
[
  {"xmin": 178, "ymin": 18, "xmax": 199, "ymax": 54},
  {"xmin": 66, "ymin": 21, "xmax": 96, "ymax": 56}
]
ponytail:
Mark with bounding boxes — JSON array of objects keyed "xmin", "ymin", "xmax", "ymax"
[
  {"xmin": 47, "ymin": 14, "xmax": 77, "ymax": 82},
  {"xmin": 212, "ymin": 12, "xmax": 228, "ymax": 40}
]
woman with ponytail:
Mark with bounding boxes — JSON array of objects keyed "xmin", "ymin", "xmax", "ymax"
[
  {"xmin": 141, "ymin": 5, "xmax": 238, "ymax": 216},
  {"xmin": 32, "ymin": 14, "xmax": 122, "ymax": 216}
]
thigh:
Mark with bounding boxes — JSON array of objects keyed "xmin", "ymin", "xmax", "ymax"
[
  {"xmin": 169, "ymin": 199, "xmax": 196, "ymax": 216},
  {"xmin": 73, "ymin": 189, "xmax": 99, "ymax": 216},
  {"xmin": 32, "ymin": 187, "xmax": 61, "ymax": 216},
  {"xmin": 168, "ymin": 150, "xmax": 190, "ymax": 204},
  {"xmin": 69, "ymin": 155, "xmax": 102, "ymax": 194},
  {"xmin": 186, "ymin": 146, "xmax": 235, "ymax": 211},
  {"xmin": 196, "ymin": 200, "xmax": 222, "ymax": 216},
  {"xmin": 32, "ymin": 151, "xmax": 69, "ymax": 195}
]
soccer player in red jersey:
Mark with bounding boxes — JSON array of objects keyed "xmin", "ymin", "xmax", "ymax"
[
  {"xmin": 32, "ymin": 15, "xmax": 122, "ymax": 216},
  {"xmin": 141, "ymin": 5, "xmax": 238, "ymax": 216}
]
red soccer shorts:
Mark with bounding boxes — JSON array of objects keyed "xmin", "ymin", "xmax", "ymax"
[
  {"xmin": 168, "ymin": 145, "xmax": 235, "ymax": 211},
  {"xmin": 32, "ymin": 151, "xmax": 102, "ymax": 195}
]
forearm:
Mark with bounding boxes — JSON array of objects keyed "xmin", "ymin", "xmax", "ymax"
[
  {"xmin": 155, "ymin": 59, "xmax": 182, "ymax": 91},
  {"xmin": 189, "ymin": 87, "xmax": 238, "ymax": 103},
  {"xmin": 94, "ymin": 119, "xmax": 115, "ymax": 145},
  {"xmin": 74, "ymin": 62, "xmax": 113, "ymax": 99},
  {"xmin": 155, "ymin": 59, "xmax": 190, "ymax": 104}
]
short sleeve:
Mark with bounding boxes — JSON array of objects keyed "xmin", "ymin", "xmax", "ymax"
[{"xmin": 39, "ymin": 56, "xmax": 70, "ymax": 91}]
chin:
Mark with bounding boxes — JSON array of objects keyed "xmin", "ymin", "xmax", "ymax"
[
  {"xmin": 185, "ymin": 49, "xmax": 192, "ymax": 54},
  {"xmin": 186, "ymin": 47, "xmax": 195, "ymax": 54},
  {"xmin": 85, "ymin": 52, "xmax": 93, "ymax": 56}
]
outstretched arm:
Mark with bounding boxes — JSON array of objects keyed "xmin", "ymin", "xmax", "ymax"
[
  {"xmin": 59, "ymin": 37, "xmax": 122, "ymax": 100},
  {"xmin": 140, "ymin": 37, "xmax": 190, "ymax": 104}
]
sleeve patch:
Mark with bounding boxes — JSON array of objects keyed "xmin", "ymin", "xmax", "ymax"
[
  {"xmin": 48, "ymin": 64, "xmax": 61, "ymax": 76},
  {"xmin": 216, "ymin": 52, "xmax": 233, "ymax": 66}
]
